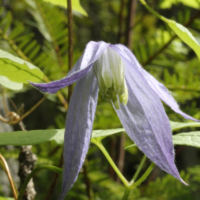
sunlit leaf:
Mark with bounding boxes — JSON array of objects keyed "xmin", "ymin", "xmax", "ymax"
[
  {"xmin": 162, "ymin": 19, "xmax": 200, "ymax": 59},
  {"xmin": 92, "ymin": 128, "xmax": 125, "ymax": 138},
  {"xmin": 0, "ymin": 129, "xmax": 65, "ymax": 145},
  {"xmin": 42, "ymin": 0, "xmax": 88, "ymax": 16},
  {"xmin": 173, "ymin": 132, "xmax": 200, "ymax": 148},
  {"xmin": 140, "ymin": 0, "xmax": 200, "ymax": 59},
  {"xmin": 160, "ymin": 0, "xmax": 200, "ymax": 9},
  {"xmin": 170, "ymin": 121, "xmax": 200, "ymax": 131},
  {"xmin": 0, "ymin": 75, "xmax": 23, "ymax": 90},
  {"xmin": 0, "ymin": 197, "xmax": 14, "ymax": 200},
  {"xmin": 0, "ymin": 49, "xmax": 44, "ymax": 83},
  {"xmin": 0, "ymin": 128, "xmax": 124, "ymax": 146}
]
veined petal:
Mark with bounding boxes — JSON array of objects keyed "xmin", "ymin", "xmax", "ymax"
[
  {"xmin": 114, "ymin": 64, "xmax": 186, "ymax": 184},
  {"xmin": 30, "ymin": 41, "xmax": 109, "ymax": 94},
  {"xmin": 110, "ymin": 44, "xmax": 199, "ymax": 122},
  {"xmin": 58, "ymin": 69, "xmax": 98, "ymax": 200}
]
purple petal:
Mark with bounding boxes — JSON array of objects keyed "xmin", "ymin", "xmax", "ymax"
[
  {"xmin": 58, "ymin": 68, "xmax": 99, "ymax": 200},
  {"xmin": 114, "ymin": 63, "xmax": 186, "ymax": 184},
  {"xmin": 111, "ymin": 44, "xmax": 199, "ymax": 122},
  {"xmin": 30, "ymin": 41, "xmax": 109, "ymax": 94}
]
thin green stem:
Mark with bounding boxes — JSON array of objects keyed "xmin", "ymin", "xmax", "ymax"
[
  {"xmin": 121, "ymin": 162, "xmax": 155, "ymax": 200},
  {"xmin": 132, "ymin": 155, "xmax": 147, "ymax": 182},
  {"xmin": 18, "ymin": 165, "xmax": 62, "ymax": 200},
  {"xmin": 121, "ymin": 185, "xmax": 132, "ymax": 200},
  {"xmin": 94, "ymin": 141, "xmax": 128, "ymax": 186},
  {"xmin": 139, "ymin": 0, "xmax": 162, "ymax": 20},
  {"xmin": 131, "ymin": 162, "xmax": 155, "ymax": 189}
]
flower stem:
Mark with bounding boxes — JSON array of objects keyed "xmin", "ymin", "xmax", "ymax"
[
  {"xmin": 18, "ymin": 165, "xmax": 62, "ymax": 200},
  {"xmin": 132, "ymin": 155, "xmax": 147, "ymax": 182},
  {"xmin": 131, "ymin": 162, "xmax": 155, "ymax": 189},
  {"xmin": 93, "ymin": 141, "xmax": 128, "ymax": 186},
  {"xmin": 139, "ymin": 0, "xmax": 162, "ymax": 20},
  {"xmin": 121, "ymin": 184, "xmax": 132, "ymax": 200},
  {"xmin": 121, "ymin": 161, "xmax": 155, "ymax": 200}
]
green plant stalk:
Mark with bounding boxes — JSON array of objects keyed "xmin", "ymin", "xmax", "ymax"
[
  {"xmin": 18, "ymin": 165, "xmax": 62, "ymax": 200},
  {"xmin": 132, "ymin": 155, "xmax": 147, "ymax": 181},
  {"xmin": 121, "ymin": 162, "xmax": 155, "ymax": 200},
  {"xmin": 93, "ymin": 141, "xmax": 128, "ymax": 186},
  {"xmin": 139, "ymin": 0, "xmax": 162, "ymax": 20},
  {"xmin": 132, "ymin": 162, "xmax": 155, "ymax": 189}
]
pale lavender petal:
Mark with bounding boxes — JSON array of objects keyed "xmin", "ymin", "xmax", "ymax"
[
  {"xmin": 30, "ymin": 41, "xmax": 109, "ymax": 94},
  {"xmin": 58, "ymin": 68, "xmax": 98, "ymax": 200},
  {"xmin": 114, "ymin": 63, "xmax": 186, "ymax": 184},
  {"xmin": 110, "ymin": 44, "xmax": 199, "ymax": 122}
]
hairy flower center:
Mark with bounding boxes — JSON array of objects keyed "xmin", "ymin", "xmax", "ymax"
[{"xmin": 93, "ymin": 47, "xmax": 128, "ymax": 109}]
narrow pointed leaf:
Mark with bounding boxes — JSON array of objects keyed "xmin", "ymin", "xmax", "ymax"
[
  {"xmin": 92, "ymin": 128, "xmax": 124, "ymax": 138},
  {"xmin": 140, "ymin": 0, "xmax": 200, "ymax": 59},
  {"xmin": 170, "ymin": 121, "xmax": 200, "ymax": 131},
  {"xmin": 0, "ymin": 129, "xmax": 65, "ymax": 145}
]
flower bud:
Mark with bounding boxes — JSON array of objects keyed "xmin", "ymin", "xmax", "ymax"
[{"xmin": 93, "ymin": 47, "xmax": 128, "ymax": 109}]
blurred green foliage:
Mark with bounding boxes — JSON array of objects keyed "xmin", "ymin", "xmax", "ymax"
[{"xmin": 1, "ymin": 0, "xmax": 200, "ymax": 199}]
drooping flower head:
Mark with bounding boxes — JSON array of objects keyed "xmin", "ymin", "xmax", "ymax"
[{"xmin": 30, "ymin": 41, "xmax": 199, "ymax": 200}]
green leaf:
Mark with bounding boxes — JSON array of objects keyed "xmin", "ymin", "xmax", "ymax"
[
  {"xmin": 140, "ymin": 0, "xmax": 200, "ymax": 59},
  {"xmin": 170, "ymin": 121, "xmax": 200, "ymax": 131},
  {"xmin": 0, "ymin": 75, "xmax": 23, "ymax": 90},
  {"xmin": 0, "ymin": 49, "xmax": 44, "ymax": 83},
  {"xmin": 0, "ymin": 197, "xmax": 14, "ymax": 200},
  {"xmin": 173, "ymin": 132, "xmax": 200, "ymax": 148},
  {"xmin": 160, "ymin": 0, "xmax": 200, "ymax": 9},
  {"xmin": 124, "ymin": 144, "xmax": 136, "ymax": 150},
  {"xmin": 0, "ymin": 129, "xmax": 65, "ymax": 145},
  {"xmin": 0, "ymin": 128, "xmax": 125, "ymax": 146},
  {"xmin": 163, "ymin": 19, "xmax": 200, "ymax": 60},
  {"xmin": 92, "ymin": 128, "xmax": 125, "ymax": 138},
  {"xmin": 42, "ymin": 0, "xmax": 88, "ymax": 16}
]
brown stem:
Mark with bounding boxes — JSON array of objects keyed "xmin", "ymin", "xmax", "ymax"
[
  {"xmin": 0, "ymin": 154, "xmax": 18, "ymax": 200},
  {"xmin": 67, "ymin": 0, "xmax": 74, "ymax": 103},
  {"xmin": 142, "ymin": 9, "xmax": 200, "ymax": 66},
  {"xmin": 116, "ymin": 0, "xmax": 138, "ymax": 183},
  {"xmin": 44, "ymin": 1, "xmax": 74, "ymax": 199},
  {"xmin": 83, "ymin": 160, "xmax": 94, "ymax": 200},
  {"xmin": 2, "ymin": 89, "xmax": 9, "ymax": 114},
  {"xmin": 117, "ymin": 0, "xmax": 126, "ymax": 43},
  {"xmin": 13, "ymin": 95, "xmax": 47, "ymax": 124},
  {"xmin": 44, "ymin": 151, "xmax": 63, "ymax": 200},
  {"xmin": 116, "ymin": 134, "xmax": 126, "ymax": 183},
  {"xmin": 109, "ymin": 137, "xmax": 116, "ymax": 179},
  {"xmin": 125, "ymin": 0, "xmax": 137, "ymax": 48}
]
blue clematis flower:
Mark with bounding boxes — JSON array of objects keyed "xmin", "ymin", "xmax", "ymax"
[{"xmin": 30, "ymin": 41, "xmax": 199, "ymax": 200}]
